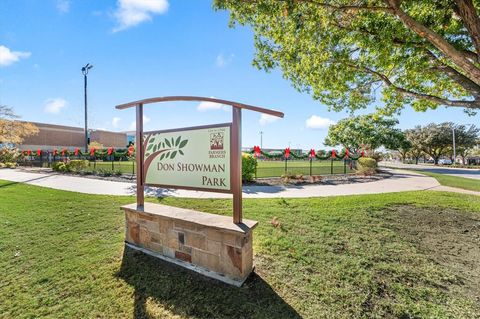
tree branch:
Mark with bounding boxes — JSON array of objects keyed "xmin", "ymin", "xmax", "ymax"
[
  {"xmin": 352, "ymin": 64, "xmax": 480, "ymax": 108},
  {"xmin": 454, "ymin": 0, "xmax": 480, "ymax": 61},
  {"xmin": 385, "ymin": 0, "xmax": 480, "ymax": 86}
]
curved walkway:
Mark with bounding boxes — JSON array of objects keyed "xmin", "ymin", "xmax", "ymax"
[{"xmin": 0, "ymin": 168, "xmax": 441, "ymax": 198}]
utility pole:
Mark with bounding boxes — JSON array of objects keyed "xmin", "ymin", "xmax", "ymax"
[
  {"xmin": 452, "ymin": 127, "xmax": 456, "ymax": 166},
  {"xmin": 259, "ymin": 131, "xmax": 263, "ymax": 149},
  {"xmin": 82, "ymin": 63, "xmax": 93, "ymax": 152}
]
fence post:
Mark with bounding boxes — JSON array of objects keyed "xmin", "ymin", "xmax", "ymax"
[
  {"xmin": 284, "ymin": 158, "xmax": 288, "ymax": 175},
  {"xmin": 112, "ymin": 158, "xmax": 114, "ymax": 171},
  {"xmin": 331, "ymin": 158, "xmax": 333, "ymax": 174},
  {"xmin": 344, "ymin": 159, "xmax": 347, "ymax": 174},
  {"xmin": 255, "ymin": 162, "xmax": 257, "ymax": 179},
  {"xmin": 132, "ymin": 160, "xmax": 135, "ymax": 175},
  {"xmin": 309, "ymin": 158, "xmax": 312, "ymax": 176}
]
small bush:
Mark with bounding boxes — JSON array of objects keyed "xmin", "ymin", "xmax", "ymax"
[
  {"xmin": 5, "ymin": 162, "xmax": 17, "ymax": 168},
  {"xmin": 0, "ymin": 147, "xmax": 20, "ymax": 163},
  {"xmin": 357, "ymin": 157, "xmax": 377, "ymax": 175},
  {"xmin": 67, "ymin": 160, "xmax": 88, "ymax": 172},
  {"xmin": 96, "ymin": 169, "xmax": 112, "ymax": 177},
  {"xmin": 0, "ymin": 163, "xmax": 5, "ymax": 168},
  {"xmin": 52, "ymin": 162, "xmax": 68, "ymax": 172},
  {"xmin": 242, "ymin": 153, "xmax": 257, "ymax": 182},
  {"xmin": 114, "ymin": 169, "xmax": 122, "ymax": 176}
]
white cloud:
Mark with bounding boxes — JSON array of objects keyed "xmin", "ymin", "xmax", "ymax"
[
  {"xmin": 111, "ymin": 117, "xmax": 121, "ymax": 128},
  {"xmin": 56, "ymin": 0, "xmax": 70, "ymax": 13},
  {"xmin": 259, "ymin": 114, "xmax": 280, "ymax": 126},
  {"xmin": 129, "ymin": 115, "xmax": 150, "ymax": 130},
  {"xmin": 0, "ymin": 45, "xmax": 31, "ymax": 67},
  {"xmin": 197, "ymin": 98, "xmax": 228, "ymax": 112},
  {"xmin": 44, "ymin": 98, "xmax": 67, "ymax": 114},
  {"xmin": 113, "ymin": 0, "xmax": 169, "ymax": 32},
  {"xmin": 215, "ymin": 53, "xmax": 234, "ymax": 67},
  {"xmin": 305, "ymin": 115, "xmax": 336, "ymax": 130}
]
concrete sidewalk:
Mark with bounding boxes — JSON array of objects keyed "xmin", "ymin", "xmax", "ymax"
[{"xmin": 0, "ymin": 168, "xmax": 441, "ymax": 198}]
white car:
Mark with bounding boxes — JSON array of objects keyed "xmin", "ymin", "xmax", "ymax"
[{"xmin": 438, "ymin": 159, "xmax": 452, "ymax": 165}]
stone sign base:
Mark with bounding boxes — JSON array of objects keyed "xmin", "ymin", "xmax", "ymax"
[{"xmin": 121, "ymin": 202, "xmax": 258, "ymax": 286}]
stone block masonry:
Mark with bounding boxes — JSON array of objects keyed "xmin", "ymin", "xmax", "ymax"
[{"xmin": 121, "ymin": 202, "xmax": 258, "ymax": 286}]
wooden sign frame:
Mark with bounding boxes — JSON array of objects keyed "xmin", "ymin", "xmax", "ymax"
[{"xmin": 116, "ymin": 96, "xmax": 284, "ymax": 224}]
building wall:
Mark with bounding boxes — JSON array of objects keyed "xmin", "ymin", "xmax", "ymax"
[
  {"xmin": 19, "ymin": 121, "xmax": 127, "ymax": 150},
  {"xmin": 21, "ymin": 122, "xmax": 84, "ymax": 150},
  {"xmin": 90, "ymin": 130, "xmax": 127, "ymax": 148}
]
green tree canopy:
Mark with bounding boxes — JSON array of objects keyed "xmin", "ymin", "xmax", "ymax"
[
  {"xmin": 214, "ymin": 0, "xmax": 480, "ymax": 114},
  {"xmin": 324, "ymin": 114, "xmax": 405, "ymax": 152}
]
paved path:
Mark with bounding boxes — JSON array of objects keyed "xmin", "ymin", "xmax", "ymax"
[
  {"xmin": 0, "ymin": 168, "xmax": 440, "ymax": 198},
  {"xmin": 431, "ymin": 185, "xmax": 480, "ymax": 196},
  {"xmin": 381, "ymin": 162, "xmax": 480, "ymax": 180}
]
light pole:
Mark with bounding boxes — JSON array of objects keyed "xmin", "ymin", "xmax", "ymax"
[
  {"xmin": 259, "ymin": 131, "xmax": 263, "ymax": 149},
  {"xmin": 452, "ymin": 127, "xmax": 456, "ymax": 165},
  {"xmin": 82, "ymin": 63, "xmax": 93, "ymax": 152}
]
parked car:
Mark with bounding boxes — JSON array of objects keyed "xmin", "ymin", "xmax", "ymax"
[{"xmin": 438, "ymin": 159, "xmax": 452, "ymax": 165}]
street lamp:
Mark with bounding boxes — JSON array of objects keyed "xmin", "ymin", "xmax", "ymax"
[{"xmin": 82, "ymin": 63, "xmax": 93, "ymax": 152}]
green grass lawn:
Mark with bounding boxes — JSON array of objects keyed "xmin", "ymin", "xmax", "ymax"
[
  {"xmin": 410, "ymin": 170, "xmax": 480, "ymax": 192},
  {"xmin": 1, "ymin": 181, "xmax": 479, "ymax": 318}
]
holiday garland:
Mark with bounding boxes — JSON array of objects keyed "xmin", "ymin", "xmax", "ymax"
[
  {"xmin": 250, "ymin": 146, "xmax": 364, "ymax": 160},
  {"xmin": 19, "ymin": 146, "xmax": 135, "ymax": 159}
]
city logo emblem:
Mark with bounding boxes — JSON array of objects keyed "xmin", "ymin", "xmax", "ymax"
[{"xmin": 210, "ymin": 132, "xmax": 224, "ymax": 150}]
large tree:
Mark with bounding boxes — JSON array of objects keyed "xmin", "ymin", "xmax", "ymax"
[
  {"xmin": 452, "ymin": 123, "xmax": 479, "ymax": 163},
  {"xmin": 324, "ymin": 114, "xmax": 405, "ymax": 152},
  {"xmin": 214, "ymin": 0, "xmax": 480, "ymax": 114},
  {"xmin": 404, "ymin": 126, "xmax": 425, "ymax": 164},
  {"xmin": 0, "ymin": 105, "xmax": 38, "ymax": 145}
]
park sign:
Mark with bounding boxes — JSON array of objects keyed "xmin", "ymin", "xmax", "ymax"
[
  {"xmin": 116, "ymin": 96, "xmax": 283, "ymax": 286},
  {"xmin": 143, "ymin": 124, "xmax": 231, "ymax": 192}
]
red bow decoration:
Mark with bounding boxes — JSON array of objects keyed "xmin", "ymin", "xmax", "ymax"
[
  {"xmin": 61, "ymin": 148, "xmax": 67, "ymax": 156},
  {"xmin": 90, "ymin": 148, "xmax": 95, "ymax": 156},
  {"xmin": 309, "ymin": 149, "xmax": 316, "ymax": 158},
  {"xmin": 74, "ymin": 148, "xmax": 79, "ymax": 156},
  {"xmin": 53, "ymin": 149, "xmax": 57, "ymax": 156},
  {"xmin": 27, "ymin": 150, "xmax": 32, "ymax": 156},
  {"xmin": 284, "ymin": 147, "xmax": 291, "ymax": 159},
  {"xmin": 345, "ymin": 149, "xmax": 349, "ymax": 158},
  {"xmin": 37, "ymin": 149, "xmax": 41, "ymax": 156},
  {"xmin": 253, "ymin": 146, "xmax": 261, "ymax": 157},
  {"xmin": 107, "ymin": 147, "xmax": 114, "ymax": 155},
  {"xmin": 331, "ymin": 150, "xmax": 336, "ymax": 159},
  {"xmin": 127, "ymin": 146, "xmax": 135, "ymax": 156},
  {"xmin": 361, "ymin": 150, "xmax": 365, "ymax": 157}
]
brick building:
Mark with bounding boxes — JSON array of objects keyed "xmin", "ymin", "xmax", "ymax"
[{"xmin": 19, "ymin": 121, "xmax": 127, "ymax": 150}]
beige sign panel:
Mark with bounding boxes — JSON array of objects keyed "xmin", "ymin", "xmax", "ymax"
[{"xmin": 143, "ymin": 124, "xmax": 231, "ymax": 192}]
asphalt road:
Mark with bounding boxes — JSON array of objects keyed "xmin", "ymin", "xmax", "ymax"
[{"xmin": 381, "ymin": 162, "xmax": 480, "ymax": 180}]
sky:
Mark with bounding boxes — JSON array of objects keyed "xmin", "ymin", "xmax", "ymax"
[{"xmin": 0, "ymin": 0, "xmax": 478, "ymax": 149}]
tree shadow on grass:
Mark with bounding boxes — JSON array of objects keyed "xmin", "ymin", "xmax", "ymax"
[{"xmin": 117, "ymin": 245, "xmax": 301, "ymax": 319}]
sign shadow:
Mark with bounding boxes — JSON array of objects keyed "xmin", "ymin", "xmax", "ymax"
[{"xmin": 116, "ymin": 245, "xmax": 301, "ymax": 319}]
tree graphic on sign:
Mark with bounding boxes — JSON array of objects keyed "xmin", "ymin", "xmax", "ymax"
[{"xmin": 142, "ymin": 133, "xmax": 188, "ymax": 180}]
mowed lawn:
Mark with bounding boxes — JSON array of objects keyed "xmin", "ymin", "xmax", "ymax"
[
  {"xmin": 410, "ymin": 170, "xmax": 480, "ymax": 192},
  {"xmin": 83, "ymin": 159, "xmax": 351, "ymax": 178},
  {"xmin": 1, "ymin": 180, "xmax": 480, "ymax": 318}
]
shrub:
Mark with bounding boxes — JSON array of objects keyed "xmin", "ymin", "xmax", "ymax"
[
  {"xmin": 67, "ymin": 160, "xmax": 88, "ymax": 172},
  {"xmin": 357, "ymin": 157, "xmax": 377, "ymax": 175},
  {"xmin": 0, "ymin": 147, "xmax": 20, "ymax": 163},
  {"xmin": 52, "ymin": 162, "xmax": 68, "ymax": 172},
  {"xmin": 242, "ymin": 153, "xmax": 257, "ymax": 182},
  {"xmin": 96, "ymin": 169, "xmax": 112, "ymax": 177},
  {"xmin": 0, "ymin": 163, "xmax": 5, "ymax": 168},
  {"xmin": 5, "ymin": 162, "xmax": 17, "ymax": 168}
]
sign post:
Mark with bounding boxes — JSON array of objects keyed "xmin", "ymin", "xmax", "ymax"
[{"xmin": 116, "ymin": 96, "xmax": 283, "ymax": 286}]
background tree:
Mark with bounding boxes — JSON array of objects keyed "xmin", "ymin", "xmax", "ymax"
[
  {"xmin": 215, "ymin": 0, "xmax": 480, "ymax": 114},
  {"xmin": 324, "ymin": 114, "xmax": 405, "ymax": 154},
  {"xmin": 452, "ymin": 124, "xmax": 479, "ymax": 163},
  {"xmin": 0, "ymin": 105, "xmax": 38, "ymax": 145},
  {"xmin": 404, "ymin": 126, "xmax": 425, "ymax": 164},
  {"xmin": 396, "ymin": 139, "xmax": 412, "ymax": 163},
  {"xmin": 418, "ymin": 123, "xmax": 456, "ymax": 164}
]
